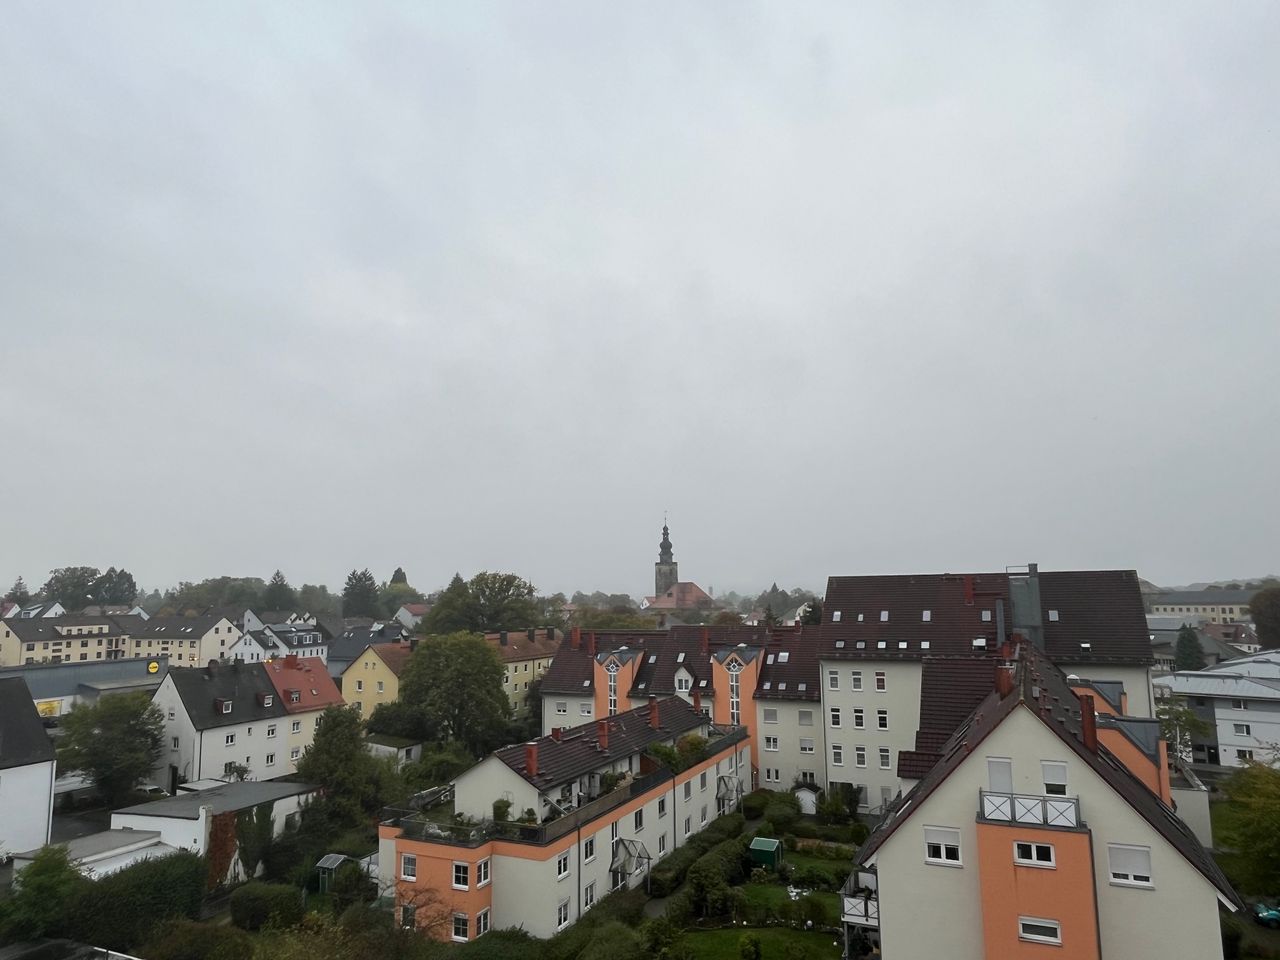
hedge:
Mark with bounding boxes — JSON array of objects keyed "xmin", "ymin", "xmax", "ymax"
[
  {"xmin": 648, "ymin": 812, "xmax": 746, "ymax": 896},
  {"xmin": 71, "ymin": 851, "xmax": 206, "ymax": 950},
  {"xmin": 789, "ymin": 819, "xmax": 868, "ymax": 844},
  {"xmin": 229, "ymin": 881, "xmax": 306, "ymax": 931},
  {"xmin": 686, "ymin": 837, "xmax": 751, "ymax": 915},
  {"xmin": 144, "ymin": 920, "xmax": 255, "ymax": 960}
]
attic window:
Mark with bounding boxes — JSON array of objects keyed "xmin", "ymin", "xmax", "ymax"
[
  {"xmin": 648, "ymin": 655, "xmax": 657, "ymax": 663},
  {"xmin": 972, "ymin": 638, "xmax": 987, "ymax": 648},
  {"xmin": 698, "ymin": 680, "xmax": 707, "ymax": 687},
  {"xmin": 637, "ymin": 682, "xmax": 647, "ymax": 689},
  {"xmin": 857, "ymin": 613, "xmax": 865, "ymax": 622},
  {"xmin": 832, "ymin": 611, "xmax": 842, "ymax": 622},
  {"xmin": 835, "ymin": 640, "xmax": 846, "ymax": 648},
  {"xmin": 778, "ymin": 652, "xmax": 790, "ymax": 664},
  {"xmin": 1049, "ymin": 610, "xmax": 1060, "ymax": 622},
  {"xmin": 921, "ymin": 641, "xmax": 931, "ymax": 650},
  {"xmin": 922, "ymin": 610, "xmax": 931, "ymax": 622},
  {"xmin": 289, "ymin": 690, "xmax": 300, "ymax": 703},
  {"xmin": 856, "ymin": 641, "xmax": 866, "ymax": 649},
  {"xmin": 763, "ymin": 681, "xmax": 772, "ymax": 690},
  {"xmin": 778, "ymin": 682, "xmax": 787, "ymax": 690},
  {"xmin": 798, "ymin": 683, "xmax": 807, "ymax": 691},
  {"xmin": 676, "ymin": 652, "xmax": 685, "ymax": 663},
  {"xmin": 876, "ymin": 641, "xmax": 886, "ymax": 649},
  {"xmin": 1080, "ymin": 642, "xmax": 1091, "ymax": 651},
  {"xmin": 582, "ymin": 680, "xmax": 590, "ymax": 687},
  {"xmin": 982, "ymin": 610, "xmax": 992, "ymax": 622},
  {"xmin": 880, "ymin": 611, "xmax": 889, "ymax": 622},
  {"xmin": 263, "ymin": 695, "xmax": 273, "ymax": 707},
  {"xmin": 898, "ymin": 641, "xmax": 907, "ymax": 649},
  {"xmin": 767, "ymin": 654, "xmax": 775, "ymax": 665},
  {"xmin": 218, "ymin": 699, "xmax": 232, "ymax": 714}
]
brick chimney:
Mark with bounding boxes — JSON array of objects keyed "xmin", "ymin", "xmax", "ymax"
[
  {"xmin": 649, "ymin": 695, "xmax": 660, "ymax": 729},
  {"xmin": 570, "ymin": 626, "xmax": 581, "ymax": 650},
  {"xmin": 1080, "ymin": 694, "xmax": 1098, "ymax": 752},
  {"xmin": 963, "ymin": 575, "xmax": 974, "ymax": 605},
  {"xmin": 996, "ymin": 665, "xmax": 1015, "ymax": 697},
  {"xmin": 587, "ymin": 632, "xmax": 597, "ymax": 657},
  {"xmin": 284, "ymin": 654, "xmax": 300, "ymax": 668},
  {"xmin": 700, "ymin": 627, "xmax": 709, "ymax": 657},
  {"xmin": 551, "ymin": 727, "xmax": 563, "ymax": 742},
  {"xmin": 692, "ymin": 689, "xmax": 702, "ymax": 714},
  {"xmin": 525, "ymin": 742, "xmax": 539, "ymax": 777},
  {"xmin": 596, "ymin": 719, "xmax": 609, "ymax": 751}
]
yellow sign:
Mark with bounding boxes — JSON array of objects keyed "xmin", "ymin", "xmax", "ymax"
[
  {"xmin": 36, "ymin": 700, "xmax": 61, "ymax": 717},
  {"xmin": 147, "ymin": 661, "xmax": 159, "ymax": 674}
]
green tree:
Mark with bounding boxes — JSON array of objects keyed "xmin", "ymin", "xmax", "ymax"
[
  {"xmin": 379, "ymin": 581, "xmax": 424, "ymax": 617},
  {"xmin": 468, "ymin": 571, "xmax": 539, "ymax": 631},
  {"xmin": 390, "ymin": 567, "xmax": 408, "ymax": 585},
  {"xmin": 144, "ymin": 920, "xmax": 255, "ymax": 960},
  {"xmin": 58, "ymin": 691, "xmax": 165, "ymax": 806},
  {"xmin": 399, "ymin": 633, "xmax": 511, "ymax": 754},
  {"xmin": 1157, "ymin": 699, "xmax": 1212, "ymax": 762},
  {"xmin": 92, "ymin": 566, "xmax": 138, "ymax": 605},
  {"xmin": 297, "ymin": 583, "xmax": 341, "ymax": 618},
  {"xmin": 296, "ymin": 706, "xmax": 395, "ymax": 823},
  {"xmin": 261, "ymin": 570, "xmax": 298, "ymax": 612},
  {"xmin": 6, "ymin": 575, "xmax": 31, "ymax": 606},
  {"xmin": 419, "ymin": 573, "xmax": 477, "ymax": 634},
  {"xmin": 1251, "ymin": 586, "xmax": 1280, "ymax": 649},
  {"xmin": 235, "ymin": 801, "xmax": 275, "ymax": 879},
  {"xmin": 1222, "ymin": 761, "xmax": 1280, "ymax": 893},
  {"xmin": 39, "ymin": 565, "xmax": 101, "ymax": 608},
  {"xmin": 0, "ymin": 845, "xmax": 88, "ymax": 940},
  {"xmin": 1174, "ymin": 625, "xmax": 1207, "ymax": 670},
  {"xmin": 162, "ymin": 577, "xmax": 265, "ymax": 615},
  {"xmin": 342, "ymin": 569, "xmax": 383, "ymax": 618}
]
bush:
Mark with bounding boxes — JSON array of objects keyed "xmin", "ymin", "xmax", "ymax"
[
  {"xmin": 743, "ymin": 789, "xmax": 797, "ymax": 821},
  {"xmin": 144, "ymin": 920, "xmax": 255, "ymax": 960},
  {"xmin": 648, "ymin": 813, "xmax": 745, "ymax": 895},
  {"xmin": 229, "ymin": 881, "xmax": 305, "ymax": 931},
  {"xmin": 72, "ymin": 851, "xmax": 206, "ymax": 950},
  {"xmin": 687, "ymin": 838, "xmax": 750, "ymax": 915},
  {"xmin": 789, "ymin": 819, "xmax": 864, "ymax": 844},
  {"xmin": 790, "ymin": 864, "xmax": 842, "ymax": 892}
]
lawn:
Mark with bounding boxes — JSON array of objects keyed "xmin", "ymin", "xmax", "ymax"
[
  {"xmin": 782, "ymin": 849, "xmax": 850, "ymax": 873},
  {"xmin": 683, "ymin": 927, "xmax": 842, "ymax": 960},
  {"xmin": 740, "ymin": 883, "xmax": 840, "ymax": 921}
]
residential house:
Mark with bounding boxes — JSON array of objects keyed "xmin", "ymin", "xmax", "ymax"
[
  {"xmin": 0, "ymin": 677, "xmax": 56, "ymax": 857},
  {"xmin": 1147, "ymin": 617, "xmax": 1242, "ymax": 673},
  {"xmin": 486, "ymin": 628, "xmax": 561, "ymax": 717},
  {"xmin": 265, "ymin": 655, "xmax": 346, "ymax": 769},
  {"xmin": 226, "ymin": 630, "xmax": 275, "ymax": 663},
  {"xmin": 1148, "ymin": 588, "xmax": 1259, "ymax": 624},
  {"xmin": 4, "ymin": 601, "xmax": 66, "ymax": 619},
  {"xmin": 126, "ymin": 615, "xmax": 242, "ymax": 665},
  {"xmin": 0, "ymin": 613, "xmax": 135, "ymax": 667},
  {"xmin": 341, "ymin": 641, "xmax": 414, "ymax": 716},
  {"xmin": 366, "ymin": 734, "xmax": 424, "ymax": 768},
  {"xmin": 111, "ymin": 780, "xmax": 317, "ymax": 885},
  {"xmin": 0, "ymin": 656, "xmax": 169, "ymax": 719},
  {"xmin": 379, "ymin": 696, "xmax": 751, "ymax": 941},
  {"xmin": 253, "ymin": 622, "xmax": 329, "ymax": 663},
  {"xmin": 842, "ymin": 644, "xmax": 1239, "ymax": 960},
  {"xmin": 394, "ymin": 603, "xmax": 430, "ymax": 631},
  {"xmin": 327, "ymin": 621, "xmax": 411, "ymax": 680},
  {"xmin": 1155, "ymin": 651, "xmax": 1280, "ymax": 771}
]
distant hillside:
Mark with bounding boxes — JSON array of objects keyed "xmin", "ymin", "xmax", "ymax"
[{"xmin": 1158, "ymin": 576, "xmax": 1280, "ymax": 592}]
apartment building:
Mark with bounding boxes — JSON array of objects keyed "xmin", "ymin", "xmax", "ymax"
[
  {"xmin": 150, "ymin": 656, "xmax": 344, "ymax": 790},
  {"xmin": 127, "ymin": 615, "xmax": 242, "ymax": 664},
  {"xmin": 380, "ymin": 697, "xmax": 751, "ymax": 941},
  {"xmin": 1149, "ymin": 588, "xmax": 1258, "ymax": 624},
  {"xmin": 340, "ymin": 641, "xmax": 413, "ymax": 715},
  {"xmin": 0, "ymin": 613, "xmax": 134, "ymax": 666},
  {"xmin": 1155, "ymin": 651, "xmax": 1280, "ymax": 770},
  {"xmin": 843, "ymin": 644, "xmax": 1239, "ymax": 959},
  {"xmin": 486, "ymin": 628, "xmax": 561, "ymax": 717}
]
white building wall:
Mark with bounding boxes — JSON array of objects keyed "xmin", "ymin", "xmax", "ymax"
[
  {"xmin": 1213, "ymin": 698, "xmax": 1280, "ymax": 767},
  {"xmin": 0, "ymin": 759, "xmax": 55, "ymax": 855},
  {"xmin": 542, "ymin": 695, "xmax": 595, "ymax": 736},
  {"xmin": 1072, "ymin": 662, "xmax": 1155, "ymax": 718},
  {"xmin": 756, "ymin": 700, "xmax": 825, "ymax": 790}
]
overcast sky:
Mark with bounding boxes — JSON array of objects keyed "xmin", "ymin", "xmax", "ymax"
[{"xmin": 2, "ymin": 3, "xmax": 1277, "ymax": 600}]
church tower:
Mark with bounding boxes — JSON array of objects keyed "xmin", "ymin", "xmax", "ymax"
[{"xmin": 655, "ymin": 522, "xmax": 678, "ymax": 596}]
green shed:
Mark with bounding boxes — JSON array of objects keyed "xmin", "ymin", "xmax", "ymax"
[{"xmin": 748, "ymin": 836, "xmax": 783, "ymax": 870}]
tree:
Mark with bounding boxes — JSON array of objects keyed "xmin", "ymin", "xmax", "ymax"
[
  {"xmin": 1221, "ymin": 760, "xmax": 1280, "ymax": 893},
  {"xmin": 296, "ymin": 706, "xmax": 396, "ymax": 823},
  {"xmin": 1174, "ymin": 625, "xmax": 1207, "ymax": 670},
  {"xmin": 1157, "ymin": 699, "xmax": 1211, "ymax": 762},
  {"xmin": 58, "ymin": 692, "xmax": 165, "ymax": 806},
  {"xmin": 261, "ymin": 570, "xmax": 298, "ymax": 612},
  {"xmin": 342, "ymin": 569, "xmax": 383, "ymax": 618},
  {"xmin": 144, "ymin": 920, "xmax": 255, "ymax": 960},
  {"xmin": 92, "ymin": 567, "xmax": 138, "ymax": 605},
  {"xmin": 398, "ymin": 633, "xmax": 511, "ymax": 754},
  {"xmin": 39, "ymin": 565, "xmax": 101, "ymax": 608},
  {"xmin": 6, "ymin": 576, "xmax": 31, "ymax": 606},
  {"xmin": 390, "ymin": 567, "xmax": 408, "ymax": 585},
  {"xmin": 1251, "ymin": 586, "xmax": 1280, "ymax": 649},
  {"xmin": 801, "ymin": 598, "xmax": 823, "ymax": 625},
  {"xmin": 468, "ymin": 571, "xmax": 539, "ymax": 631},
  {"xmin": 711, "ymin": 611, "xmax": 743, "ymax": 626},
  {"xmin": 297, "ymin": 584, "xmax": 341, "ymax": 619},
  {"xmin": 0, "ymin": 845, "xmax": 88, "ymax": 940},
  {"xmin": 379, "ymin": 581, "xmax": 424, "ymax": 617},
  {"xmin": 419, "ymin": 573, "xmax": 477, "ymax": 634}
]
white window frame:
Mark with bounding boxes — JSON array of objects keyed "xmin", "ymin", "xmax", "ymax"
[
  {"xmin": 877, "ymin": 709, "xmax": 888, "ymax": 730},
  {"xmin": 874, "ymin": 671, "xmax": 886, "ymax": 691},
  {"xmin": 851, "ymin": 671, "xmax": 862, "ymax": 691},
  {"xmin": 556, "ymin": 851, "xmax": 570, "ymax": 879},
  {"xmin": 830, "ymin": 706, "xmax": 842, "ymax": 727},
  {"xmin": 828, "ymin": 669, "xmax": 839, "ymax": 690},
  {"xmin": 924, "ymin": 826, "xmax": 962, "ymax": 866},
  {"xmin": 855, "ymin": 746, "xmax": 866, "ymax": 767},
  {"xmin": 452, "ymin": 861, "xmax": 469, "ymax": 890},
  {"xmin": 832, "ymin": 744, "xmax": 844, "ymax": 766},
  {"xmin": 401, "ymin": 853, "xmax": 417, "ymax": 881},
  {"xmin": 556, "ymin": 701, "xmax": 568, "ymax": 715},
  {"xmin": 475, "ymin": 908, "xmax": 490, "ymax": 937},
  {"xmin": 879, "ymin": 746, "xmax": 891, "ymax": 769},
  {"xmin": 1014, "ymin": 841, "xmax": 1055, "ymax": 868},
  {"xmin": 477, "ymin": 857, "xmax": 490, "ymax": 887},
  {"xmin": 451, "ymin": 913, "xmax": 469, "ymax": 943},
  {"xmin": 584, "ymin": 881, "xmax": 596, "ymax": 909},
  {"xmin": 584, "ymin": 837, "xmax": 596, "ymax": 862},
  {"xmin": 1234, "ymin": 722, "xmax": 1251, "ymax": 736},
  {"xmin": 1107, "ymin": 844, "xmax": 1153, "ymax": 888},
  {"xmin": 764, "ymin": 736, "xmax": 779, "ymax": 752},
  {"xmin": 763, "ymin": 708, "xmax": 779, "ymax": 723},
  {"xmin": 800, "ymin": 738, "xmax": 815, "ymax": 754},
  {"xmin": 1041, "ymin": 761, "xmax": 1068, "ymax": 796},
  {"xmin": 1018, "ymin": 917, "xmax": 1061, "ymax": 945},
  {"xmin": 556, "ymin": 899, "xmax": 570, "ymax": 931}
]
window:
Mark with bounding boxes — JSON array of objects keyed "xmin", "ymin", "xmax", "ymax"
[
  {"xmin": 874, "ymin": 671, "xmax": 886, "ymax": 691},
  {"xmin": 580, "ymin": 703, "xmax": 592, "ymax": 716},
  {"xmin": 556, "ymin": 701, "xmax": 568, "ymax": 715},
  {"xmin": 832, "ymin": 744, "xmax": 844, "ymax": 765},
  {"xmin": 584, "ymin": 837, "xmax": 596, "ymax": 861},
  {"xmin": 1107, "ymin": 844, "xmax": 1152, "ymax": 886},
  {"xmin": 683, "ymin": 816, "xmax": 691, "ymax": 836},
  {"xmin": 799, "ymin": 770, "xmax": 816, "ymax": 784},
  {"xmin": 377, "ymin": 680, "xmax": 385, "ymax": 693},
  {"xmin": 1234, "ymin": 723, "xmax": 1252, "ymax": 736},
  {"xmin": 924, "ymin": 827, "xmax": 961, "ymax": 865},
  {"xmin": 477, "ymin": 858, "xmax": 490, "ymax": 887},
  {"xmin": 880, "ymin": 610, "xmax": 889, "ymax": 622},
  {"xmin": 1018, "ymin": 918, "xmax": 1061, "ymax": 944},
  {"xmin": 851, "ymin": 671, "xmax": 863, "ymax": 691},
  {"xmin": 765, "ymin": 736, "xmax": 779, "ymax": 751},
  {"xmin": 291, "ymin": 720, "xmax": 302, "ymax": 733},
  {"xmin": 800, "ymin": 737, "xmax": 815, "ymax": 753},
  {"xmin": 764, "ymin": 767, "xmax": 779, "ymax": 783},
  {"xmin": 451, "ymin": 914, "xmax": 468, "ymax": 942},
  {"xmin": 475, "ymin": 909, "xmax": 490, "ymax": 937},
  {"xmin": 171, "ymin": 736, "xmax": 179, "ymax": 750},
  {"xmin": 584, "ymin": 881, "xmax": 596, "ymax": 909},
  {"xmin": 1041, "ymin": 761, "xmax": 1068, "ymax": 796},
  {"xmin": 879, "ymin": 746, "xmax": 891, "ymax": 769},
  {"xmin": 556, "ymin": 852, "xmax": 570, "ymax": 879},
  {"xmin": 290, "ymin": 747, "xmax": 300, "ymax": 761},
  {"xmin": 659, "ymin": 834, "xmax": 667, "ymax": 854},
  {"xmin": 557, "ymin": 899, "xmax": 570, "ymax": 930},
  {"xmin": 763, "ymin": 708, "xmax": 778, "ymax": 723},
  {"xmin": 1237, "ymin": 748, "xmax": 1254, "ymax": 761},
  {"xmin": 634, "ymin": 809, "xmax": 644, "ymax": 832},
  {"xmin": 832, "ymin": 610, "xmax": 841, "ymax": 621},
  {"xmin": 855, "ymin": 746, "xmax": 866, "ymax": 767},
  {"xmin": 453, "ymin": 862, "xmax": 469, "ymax": 889},
  {"xmin": 830, "ymin": 707, "xmax": 841, "ymax": 727},
  {"xmin": 700, "ymin": 771, "xmax": 708, "ymax": 790},
  {"xmin": 676, "ymin": 676, "xmax": 691, "ymax": 692},
  {"xmin": 267, "ymin": 724, "xmax": 277, "ymax": 738},
  {"xmin": 798, "ymin": 710, "xmax": 813, "ymax": 726},
  {"xmin": 1231, "ymin": 699, "xmax": 1247, "ymax": 710},
  {"xmin": 828, "ymin": 670, "xmax": 839, "ymax": 690},
  {"xmin": 401, "ymin": 854, "xmax": 417, "ymax": 880},
  {"xmin": 877, "ymin": 709, "xmax": 888, "ymax": 730},
  {"xmin": 700, "ymin": 805, "xmax": 707, "ymax": 825},
  {"xmin": 1015, "ymin": 841, "xmax": 1055, "ymax": 867},
  {"xmin": 683, "ymin": 781, "xmax": 692, "ymax": 800},
  {"xmin": 266, "ymin": 752, "xmax": 276, "ymax": 766},
  {"xmin": 225, "ymin": 733, "xmax": 236, "ymax": 746},
  {"xmin": 658, "ymin": 797, "xmax": 667, "ymax": 818},
  {"xmin": 355, "ymin": 679, "xmax": 363, "ymax": 692}
]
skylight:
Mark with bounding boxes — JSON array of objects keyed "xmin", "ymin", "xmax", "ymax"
[
  {"xmin": 858, "ymin": 614, "xmax": 865, "ymax": 622},
  {"xmin": 1080, "ymin": 642, "xmax": 1091, "ymax": 651},
  {"xmin": 856, "ymin": 641, "xmax": 866, "ymax": 649},
  {"xmin": 982, "ymin": 610, "xmax": 992, "ymax": 622},
  {"xmin": 877, "ymin": 641, "xmax": 886, "ymax": 649},
  {"xmin": 648, "ymin": 655, "xmax": 657, "ymax": 663},
  {"xmin": 798, "ymin": 683, "xmax": 807, "ymax": 691},
  {"xmin": 767, "ymin": 654, "xmax": 775, "ymax": 664},
  {"xmin": 778, "ymin": 682, "xmax": 787, "ymax": 690},
  {"xmin": 972, "ymin": 638, "xmax": 987, "ymax": 648},
  {"xmin": 778, "ymin": 652, "xmax": 790, "ymax": 663},
  {"xmin": 835, "ymin": 640, "xmax": 846, "ymax": 648},
  {"xmin": 921, "ymin": 641, "xmax": 931, "ymax": 650},
  {"xmin": 898, "ymin": 641, "xmax": 907, "ymax": 649},
  {"xmin": 1049, "ymin": 610, "xmax": 1060, "ymax": 622},
  {"xmin": 832, "ymin": 611, "xmax": 842, "ymax": 622},
  {"xmin": 676, "ymin": 652, "xmax": 685, "ymax": 663},
  {"xmin": 922, "ymin": 610, "xmax": 931, "ymax": 622},
  {"xmin": 880, "ymin": 611, "xmax": 889, "ymax": 622},
  {"xmin": 763, "ymin": 681, "xmax": 772, "ymax": 690}
]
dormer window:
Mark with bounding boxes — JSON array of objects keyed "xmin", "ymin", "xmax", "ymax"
[
  {"xmin": 216, "ymin": 699, "xmax": 233, "ymax": 714},
  {"xmin": 832, "ymin": 611, "xmax": 842, "ymax": 622},
  {"xmin": 972, "ymin": 638, "xmax": 987, "ymax": 649},
  {"xmin": 263, "ymin": 695, "xmax": 273, "ymax": 707},
  {"xmin": 289, "ymin": 689, "xmax": 300, "ymax": 703}
]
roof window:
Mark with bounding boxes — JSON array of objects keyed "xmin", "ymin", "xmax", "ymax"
[
  {"xmin": 880, "ymin": 611, "xmax": 889, "ymax": 622},
  {"xmin": 582, "ymin": 680, "xmax": 590, "ymax": 687},
  {"xmin": 835, "ymin": 640, "xmax": 846, "ymax": 648},
  {"xmin": 856, "ymin": 641, "xmax": 866, "ymax": 649},
  {"xmin": 898, "ymin": 641, "xmax": 907, "ymax": 649},
  {"xmin": 832, "ymin": 611, "xmax": 842, "ymax": 622},
  {"xmin": 676, "ymin": 652, "xmax": 685, "ymax": 663},
  {"xmin": 922, "ymin": 610, "xmax": 931, "ymax": 622},
  {"xmin": 1049, "ymin": 610, "xmax": 1060, "ymax": 622},
  {"xmin": 698, "ymin": 680, "xmax": 707, "ymax": 687},
  {"xmin": 778, "ymin": 682, "xmax": 787, "ymax": 690},
  {"xmin": 877, "ymin": 641, "xmax": 887, "ymax": 649},
  {"xmin": 972, "ymin": 638, "xmax": 987, "ymax": 648},
  {"xmin": 778, "ymin": 652, "xmax": 790, "ymax": 664},
  {"xmin": 857, "ymin": 614, "xmax": 865, "ymax": 622},
  {"xmin": 766, "ymin": 654, "xmax": 775, "ymax": 665},
  {"xmin": 763, "ymin": 681, "xmax": 772, "ymax": 690},
  {"xmin": 982, "ymin": 610, "xmax": 992, "ymax": 622},
  {"xmin": 647, "ymin": 655, "xmax": 657, "ymax": 664},
  {"xmin": 920, "ymin": 641, "xmax": 931, "ymax": 650},
  {"xmin": 1079, "ymin": 642, "xmax": 1091, "ymax": 651},
  {"xmin": 798, "ymin": 683, "xmax": 807, "ymax": 691}
]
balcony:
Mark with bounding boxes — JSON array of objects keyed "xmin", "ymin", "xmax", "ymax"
[
  {"xmin": 841, "ymin": 869, "xmax": 878, "ymax": 928},
  {"xmin": 979, "ymin": 789, "xmax": 1081, "ymax": 828}
]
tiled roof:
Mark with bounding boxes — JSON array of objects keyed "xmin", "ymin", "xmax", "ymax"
[
  {"xmin": 538, "ymin": 632, "xmax": 656, "ymax": 695},
  {"xmin": 1151, "ymin": 588, "xmax": 1260, "ymax": 606},
  {"xmin": 265, "ymin": 657, "xmax": 344, "ymax": 714},
  {"xmin": 167, "ymin": 663, "xmax": 285, "ymax": 731},
  {"xmin": 4, "ymin": 615, "xmax": 130, "ymax": 642},
  {"xmin": 898, "ymin": 657, "xmax": 999, "ymax": 778},
  {"xmin": 494, "ymin": 697, "xmax": 708, "ymax": 789},
  {"xmin": 370, "ymin": 641, "xmax": 414, "ymax": 677},
  {"xmin": 857, "ymin": 644, "xmax": 1241, "ymax": 909},
  {"xmin": 755, "ymin": 627, "xmax": 824, "ymax": 701},
  {"xmin": 0, "ymin": 677, "xmax": 56, "ymax": 770},
  {"xmin": 131, "ymin": 615, "xmax": 231, "ymax": 640},
  {"xmin": 483, "ymin": 627, "xmax": 562, "ymax": 664},
  {"xmin": 328, "ymin": 622, "xmax": 410, "ymax": 663},
  {"xmin": 645, "ymin": 582, "xmax": 714, "ymax": 609}
]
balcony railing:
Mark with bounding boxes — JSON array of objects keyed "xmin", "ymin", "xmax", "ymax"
[
  {"xmin": 979, "ymin": 790, "xmax": 1081, "ymax": 828},
  {"xmin": 841, "ymin": 869, "xmax": 879, "ymax": 927}
]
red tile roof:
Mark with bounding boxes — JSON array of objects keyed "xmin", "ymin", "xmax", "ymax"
[
  {"xmin": 370, "ymin": 642, "xmax": 414, "ymax": 677},
  {"xmin": 644, "ymin": 582, "xmax": 713, "ymax": 610},
  {"xmin": 265, "ymin": 656, "xmax": 345, "ymax": 714}
]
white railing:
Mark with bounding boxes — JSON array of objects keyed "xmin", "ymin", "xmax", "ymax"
[
  {"xmin": 842, "ymin": 893, "xmax": 879, "ymax": 927},
  {"xmin": 980, "ymin": 790, "xmax": 1080, "ymax": 828}
]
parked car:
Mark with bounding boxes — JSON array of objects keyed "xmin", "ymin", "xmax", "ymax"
[{"xmin": 1253, "ymin": 902, "xmax": 1280, "ymax": 928}]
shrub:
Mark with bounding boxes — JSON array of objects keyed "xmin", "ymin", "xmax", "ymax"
[
  {"xmin": 72, "ymin": 851, "xmax": 206, "ymax": 950},
  {"xmin": 493, "ymin": 798, "xmax": 512, "ymax": 821},
  {"xmin": 790, "ymin": 820, "xmax": 864, "ymax": 844},
  {"xmin": 649, "ymin": 844, "xmax": 702, "ymax": 897},
  {"xmin": 795, "ymin": 893, "xmax": 833, "ymax": 927},
  {"xmin": 764, "ymin": 800, "xmax": 799, "ymax": 832},
  {"xmin": 663, "ymin": 888, "xmax": 696, "ymax": 924},
  {"xmin": 687, "ymin": 838, "xmax": 750, "ymax": 915},
  {"xmin": 229, "ymin": 881, "xmax": 305, "ymax": 932},
  {"xmin": 144, "ymin": 920, "xmax": 255, "ymax": 960},
  {"xmin": 739, "ymin": 932, "xmax": 762, "ymax": 960},
  {"xmin": 741, "ymin": 790, "xmax": 770, "ymax": 820},
  {"xmin": 790, "ymin": 864, "xmax": 842, "ymax": 891}
]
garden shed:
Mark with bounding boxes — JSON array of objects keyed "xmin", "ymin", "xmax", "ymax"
[{"xmin": 748, "ymin": 836, "xmax": 783, "ymax": 870}]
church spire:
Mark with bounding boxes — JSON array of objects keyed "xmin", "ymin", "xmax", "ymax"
[
  {"xmin": 655, "ymin": 520, "xmax": 678, "ymax": 596},
  {"xmin": 658, "ymin": 522, "xmax": 673, "ymax": 564}
]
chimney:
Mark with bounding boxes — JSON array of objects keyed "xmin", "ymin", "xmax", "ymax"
[
  {"xmin": 587, "ymin": 632, "xmax": 597, "ymax": 657},
  {"xmin": 700, "ymin": 627, "xmax": 709, "ymax": 657},
  {"xmin": 551, "ymin": 727, "xmax": 563, "ymax": 742},
  {"xmin": 995, "ymin": 665, "xmax": 1014, "ymax": 697},
  {"xmin": 525, "ymin": 742, "xmax": 539, "ymax": 777},
  {"xmin": 284, "ymin": 654, "xmax": 300, "ymax": 669},
  {"xmin": 499, "ymin": 631, "xmax": 508, "ymax": 647},
  {"xmin": 571, "ymin": 627, "xmax": 581, "ymax": 650},
  {"xmin": 693, "ymin": 689, "xmax": 702, "ymax": 714},
  {"xmin": 649, "ymin": 695, "xmax": 660, "ymax": 729},
  {"xmin": 963, "ymin": 575, "xmax": 974, "ymax": 605},
  {"xmin": 596, "ymin": 719, "xmax": 609, "ymax": 751},
  {"xmin": 1080, "ymin": 695, "xmax": 1098, "ymax": 752}
]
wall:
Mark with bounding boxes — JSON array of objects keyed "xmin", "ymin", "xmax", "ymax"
[
  {"xmin": 454, "ymin": 756, "xmax": 539, "ymax": 822},
  {"xmin": 1213, "ymin": 697, "xmax": 1280, "ymax": 767},
  {"xmin": 543, "ymin": 695, "xmax": 596, "ymax": 735},
  {"xmin": 756, "ymin": 699, "xmax": 825, "ymax": 790},
  {"xmin": 1073, "ymin": 663, "xmax": 1154, "ymax": 718},
  {"xmin": 342, "ymin": 651, "xmax": 400, "ymax": 717},
  {"xmin": 0, "ymin": 758, "xmax": 55, "ymax": 854}
]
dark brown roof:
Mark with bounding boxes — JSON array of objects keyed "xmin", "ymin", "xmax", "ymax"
[
  {"xmin": 538, "ymin": 632, "xmax": 656, "ymax": 695},
  {"xmin": 0, "ymin": 677, "xmax": 56, "ymax": 770},
  {"xmin": 857, "ymin": 644, "xmax": 1240, "ymax": 909},
  {"xmin": 495, "ymin": 697, "xmax": 708, "ymax": 789},
  {"xmin": 755, "ymin": 626, "xmax": 824, "ymax": 701},
  {"xmin": 820, "ymin": 568, "xmax": 1151, "ymax": 665},
  {"xmin": 483, "ymin": 628, "xmax": 562, "ymax": 664},
  {"xmin": 370, "ymin": 641, "xmax": 414, "ymax": 677},
  {"xmin": 898, "ymin": 657, "xmax": 999, "ymax": 779}
]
